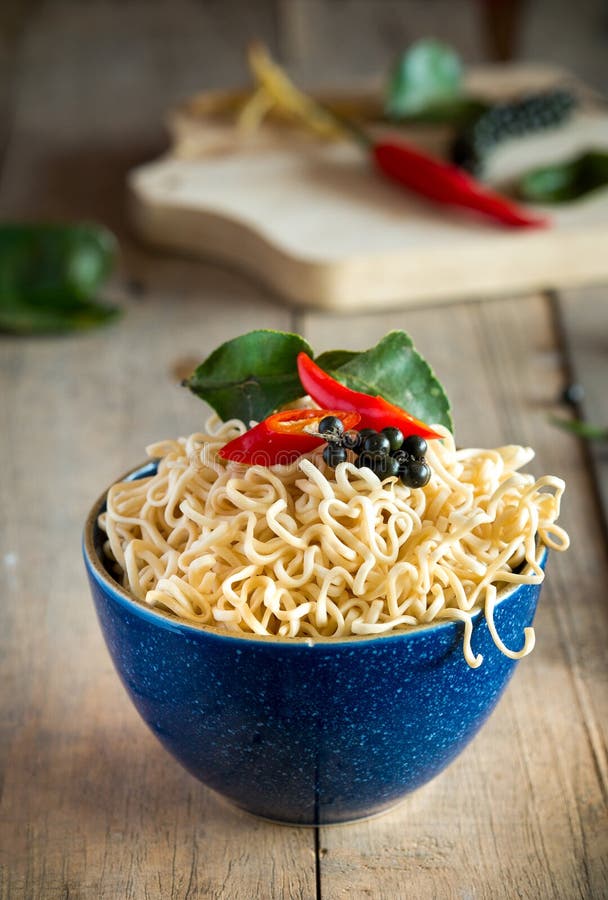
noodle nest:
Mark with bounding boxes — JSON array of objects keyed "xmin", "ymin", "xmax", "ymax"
[{"xmin": 99, "ymin": 416, "xmax": 569, "ymax": 667}]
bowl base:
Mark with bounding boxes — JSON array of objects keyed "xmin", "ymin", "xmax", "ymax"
[{"xmin": 231, "ymin": 793, "xmax": 410, "ymax": 828}]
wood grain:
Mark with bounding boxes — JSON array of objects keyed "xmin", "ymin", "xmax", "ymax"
[
  {"xmin": 0, "ymin": 1, "xmax": 27, "ymax": 171},
  {"xmin": 1, "ymin": 2, "xmax": 607, "ymax": 899},
  {"xmin": 278, "ymin": 0, "xmax": 607, "ymax": 92},
  {"xmin": 302, "ymin": 294, "xmax": 608, "ymax": 899},
  {"xmin": 0, "ymin": 279, "xmax": 318, "ymax": 900},
  {"xmin": 556, "ymin": 285, "xmax": 608, "ymax": 536},
  {"xmin": 0, "ymin": 2, "xmax": 316, "ymax": 898}
]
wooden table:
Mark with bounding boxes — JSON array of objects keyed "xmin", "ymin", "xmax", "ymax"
[{"xmin": 1, "ymin": 3, "xmax": 607, "ymax": 898}]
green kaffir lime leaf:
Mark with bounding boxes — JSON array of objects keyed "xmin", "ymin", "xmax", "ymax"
[
  {"xmin": 319, "ymin": 331, "xmax": 453, "ymax": 431},
  {"xmin": 185, "ymin": 330, "xmax": 314, "ymax": 423}
]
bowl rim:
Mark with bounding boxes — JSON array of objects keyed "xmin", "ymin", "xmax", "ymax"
[{"xmin": 83, "ymin": 460, "xmax": 547, "ymax": 648}]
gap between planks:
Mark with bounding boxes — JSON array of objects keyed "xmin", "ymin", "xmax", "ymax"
[{"xmin": 552, "ymin": 285, "xmax": 608, "ymax": 544}]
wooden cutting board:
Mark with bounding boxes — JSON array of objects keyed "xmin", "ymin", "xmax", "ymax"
[{"xmin": 128, "ymin": 66, "xmax": 608, "ymax": 311}]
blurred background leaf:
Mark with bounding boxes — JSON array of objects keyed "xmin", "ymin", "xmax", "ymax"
[
  {"xmin": 549, "ymin": 416, "xmax": 608, "ymax": 441},
  {"xmin": 0, "ymin": 223, "xmax": 121, "ymax": 334},
  {"xmin": 385, "ymin": 39, "xmax": 465, "ymax": 120},
  {"xmin": 517, "ymin": 150, "xmax": 608, "ymax": 203}
]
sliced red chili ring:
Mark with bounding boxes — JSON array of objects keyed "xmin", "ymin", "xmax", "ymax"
[{"xmin": 219, "ymin": 408, "xmax": 361, "ymax": 465}]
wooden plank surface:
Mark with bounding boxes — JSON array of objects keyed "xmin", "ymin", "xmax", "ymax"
[
  {"xmin": 302, "ymin": 293, "xmax": 608, "ymax": 899},
  {"xmin": 1, "ymin": 2, "xmax": 607, "ymax": 899},
  {"xmin": 0, "ymin": 284, "xmax": 318, "ymax": 900},
  {"xmin": 557, "ymin": 285, "xmax": 608, "ymax": 535},
  {"xmin": 0, "ymin": 3, "xmax": 316, "ymax": 898},
  {"xmin": 278, "ymin": 0, "xmax": 607, "ymax": 90}
]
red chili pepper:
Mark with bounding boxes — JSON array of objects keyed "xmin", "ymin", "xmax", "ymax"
[
  {"xmin": 219, "ymin": 408, "xmax": 361, "ymax": 465},
  {"xmin": 372, "ymin": 140, "xmax": 548, "ymax": 228},
  {"xmin": 297, "ymin": 353, "xmax": 442, "ymax": 440}
]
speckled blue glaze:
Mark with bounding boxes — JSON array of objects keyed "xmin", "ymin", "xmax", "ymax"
[{"xmin": 83, "ymin": 462, "xmax": 546, "ymax": 826}]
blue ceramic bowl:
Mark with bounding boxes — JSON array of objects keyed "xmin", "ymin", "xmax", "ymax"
[{"xmin": 83, "ymin": 462, "xmax": 546, "ymax": 826}]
